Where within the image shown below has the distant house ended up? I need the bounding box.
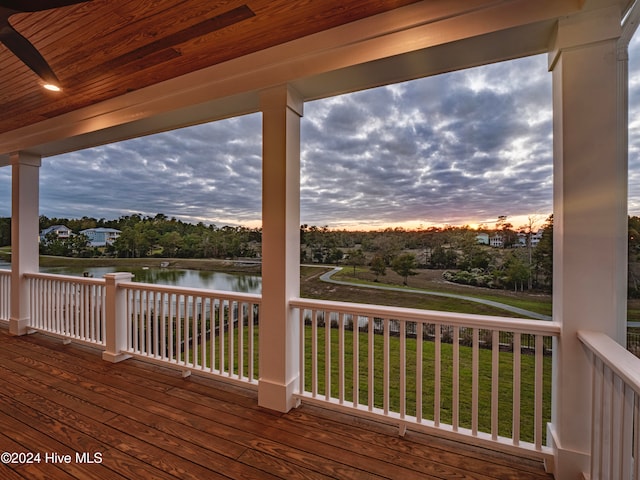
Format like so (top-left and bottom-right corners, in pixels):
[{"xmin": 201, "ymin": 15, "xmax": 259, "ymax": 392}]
[
  {"xmin": 39, "ymin": 225, "xmax": 72, "ymax": 244},
  {"xmin": 476, "ymin": 233, "xmax": 489, "ymax": 245},
  {"xmin": 489, "ymin": 234, "xmax": 503, "ymax": 248},
  {"xmin": 516, "ymin": 232, "xmax": 528, "ymax": 247},
  {"xmin": 531, "ymin": 229, "xmax": 544, "ymax": 248},
  {"xmin": 515, "ymin": 230, "xmax": 545, "ymax": 248},
  {"xmin": 80, "ymin": 227, "xmax": 121, "ymax": 247}
]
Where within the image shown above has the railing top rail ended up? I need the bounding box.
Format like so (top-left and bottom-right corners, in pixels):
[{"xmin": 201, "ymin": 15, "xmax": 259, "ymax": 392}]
[
  {"xmin": 578, "ymin": 330, "xmax": 640, "ymax": 394},
  {"xmin": 291, "ymin": 297, "xmax": 560, "ymax": 335},
  {"xmin": 24, "ymin": 271, "xmax": 106, "ymax": 286},
  {"xmin": 0, "ymin": 269, "xmax": 9, "ymax": 276},
  {"xmin": 119, "ymin": 281, "xmax": 262, "ymax": 303}
]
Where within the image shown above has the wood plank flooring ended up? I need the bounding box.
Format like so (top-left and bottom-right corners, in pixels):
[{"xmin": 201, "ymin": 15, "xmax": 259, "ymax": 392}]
[{"xmin": 0, "ymin": 326, "xmax": 553, "ymax": 479}]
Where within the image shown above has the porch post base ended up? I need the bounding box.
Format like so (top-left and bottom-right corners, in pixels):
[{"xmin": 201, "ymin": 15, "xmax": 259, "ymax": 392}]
[
  {"xmin": 9, "ymin": 317, "xmax": 31, "ymax": 336},
  {"xmin": 102, "ymin": 351, "xmax": 131, "ymax": 363},
  {"xmin": 547, "ymin": 424, "xmax": 590, "ymax": 479},
  {"xmin": 258, "ymin": 377, "xmax": 300, "ymax": 413}
]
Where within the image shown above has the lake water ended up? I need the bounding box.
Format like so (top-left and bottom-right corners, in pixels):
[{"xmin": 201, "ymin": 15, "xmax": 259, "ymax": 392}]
[{"xmin": 0, "ymin": 261, "xmax": 261, "ymax": 294}]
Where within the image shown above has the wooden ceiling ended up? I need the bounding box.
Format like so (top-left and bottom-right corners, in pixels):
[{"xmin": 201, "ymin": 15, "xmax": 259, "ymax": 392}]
[{"xmin": 0, "ymin": 0, "xmax": 421, "ymax": 136}]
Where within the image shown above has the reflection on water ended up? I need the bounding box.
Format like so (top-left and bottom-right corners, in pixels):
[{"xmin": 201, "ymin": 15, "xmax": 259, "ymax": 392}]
[{"xmin": 1, "ymin": 262, "xmax": 261, "ymax": 294}]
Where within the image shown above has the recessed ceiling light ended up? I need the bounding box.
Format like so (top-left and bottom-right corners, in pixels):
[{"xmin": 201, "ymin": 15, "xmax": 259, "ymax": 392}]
[{"xmin": 43, "ymin": 83, "xmax": 61, "ymax": 92}]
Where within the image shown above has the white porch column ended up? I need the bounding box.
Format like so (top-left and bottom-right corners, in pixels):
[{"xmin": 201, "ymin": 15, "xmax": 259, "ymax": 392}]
[
  {"xmin": 8, "ymin": 152, "xmax": 41, "ymax": 336},
  {"xmin": 258, "ymin": 84, "xmax": 303, "ymax": 412},
  {"xmin": 548, "ymin": 7, "xmax": 624, "ymax": 478}
]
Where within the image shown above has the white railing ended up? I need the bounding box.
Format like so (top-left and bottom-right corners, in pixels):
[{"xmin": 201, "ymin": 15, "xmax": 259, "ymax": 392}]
[
  {"xmin": 578, "ymin": 330, "xmax": 640, "ymax": 480},
  {"xmin": 120, "ymin": 281, "xmax": 260, "ymax": 385},
  {"xmin": 26, "ymin": 272, "xmax": 106, "ymax": 347},
  {"xmin": 0, "ymin": 269, "xmax": 9, "ymax": 322},
  {"xmin": 18, "ymin": 271, "xmax": 562, "ymax": 460},
  {"xmin": 23, "ymin": 272, "xmax": 260, "ymax": 387},
  {"xmin": 291, "ymin": 297, "xmax": 560, "ymax": 460}
]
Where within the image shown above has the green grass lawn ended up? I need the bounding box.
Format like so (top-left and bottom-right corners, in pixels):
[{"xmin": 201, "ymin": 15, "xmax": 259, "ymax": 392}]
[
  {"xmin": 332, "ymin": 267, "xmax": 553, "ymax": 317},
  {"xmin": 301, "ymin": 324, "xmax": 551, "ymax": 444},
  {"xmin": 181, "ymin": 317, "xmax": 551, "ymax": 445}
]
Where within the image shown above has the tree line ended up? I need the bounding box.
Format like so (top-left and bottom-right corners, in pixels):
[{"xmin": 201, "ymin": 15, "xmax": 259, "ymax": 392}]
[
  {"xmin": 36, "ymin": 213, "xmax": 261, "ymax": 259},
  {"xmin": 0, "ymin": 212, "xmax": 637, "ymax": 296},
  {"xmin": 301, "ymin": 216, "xmax": 554, "ymax": 292},
  {"xmin": 2, "ymin": 213, "xmax": 552, "ymax": 285}
]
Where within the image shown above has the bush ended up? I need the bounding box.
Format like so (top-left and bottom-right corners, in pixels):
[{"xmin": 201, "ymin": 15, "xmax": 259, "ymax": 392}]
[{"xmin": 443, "ymin": 269, "xmax": 494, "ymax": 288}]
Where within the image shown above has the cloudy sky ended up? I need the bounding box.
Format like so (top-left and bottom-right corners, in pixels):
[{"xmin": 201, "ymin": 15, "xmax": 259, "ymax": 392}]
[{"xmin": 2, "ymin": 35, "xmax": 640, "ymax": 231}]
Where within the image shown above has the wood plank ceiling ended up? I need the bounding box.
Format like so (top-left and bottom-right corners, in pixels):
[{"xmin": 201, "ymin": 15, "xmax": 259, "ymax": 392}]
[{"xmin": 0, "ymin": 0, "xmax": 421, "ymax": 136}]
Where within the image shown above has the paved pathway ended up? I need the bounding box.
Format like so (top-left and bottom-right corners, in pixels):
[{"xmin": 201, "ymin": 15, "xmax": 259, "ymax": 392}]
[{"xmin": 319, "ymin": 267, "xmax": 552, "ymax": 321}]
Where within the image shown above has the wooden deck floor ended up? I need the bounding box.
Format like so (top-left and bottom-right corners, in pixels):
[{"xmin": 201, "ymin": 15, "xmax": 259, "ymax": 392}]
[{"xmin": 0, "ymin": 326, "xmax": 553, "ymax": 479}]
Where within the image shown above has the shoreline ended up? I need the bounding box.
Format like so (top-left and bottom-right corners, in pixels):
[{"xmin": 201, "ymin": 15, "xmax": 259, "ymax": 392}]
[
  {"xmin": 0, "ymin": 253, "xmax": 262, "ymax": 275},
  {"xmin": 1, "ymin": 253, "xmax": 555, "ymax": 318}
]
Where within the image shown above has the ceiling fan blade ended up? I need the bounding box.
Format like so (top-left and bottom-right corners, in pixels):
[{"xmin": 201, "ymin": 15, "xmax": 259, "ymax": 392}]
[
  {"xmin": 0, "ymin": 25, "xmax": 59, "ymax": 84},
  {"xmin": 0, "ymin": 0, "xmax": 91, "ymax": 13}
]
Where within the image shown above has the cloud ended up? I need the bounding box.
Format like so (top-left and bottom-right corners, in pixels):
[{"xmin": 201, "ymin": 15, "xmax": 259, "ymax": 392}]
[
  {"xmin": 628, "ymin": 34, "xmax": 640, "ymax": 216},
  {"xmin": 0, "ymin": 168, "xmax": 9, "ymax": 216},
  {"xmin": 39, "ymin": 114, "xmax": 263, "ymax": 226},
  {"xmin": 300, "ymin": 54, "xmax": 553, "ymax": 228}
]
